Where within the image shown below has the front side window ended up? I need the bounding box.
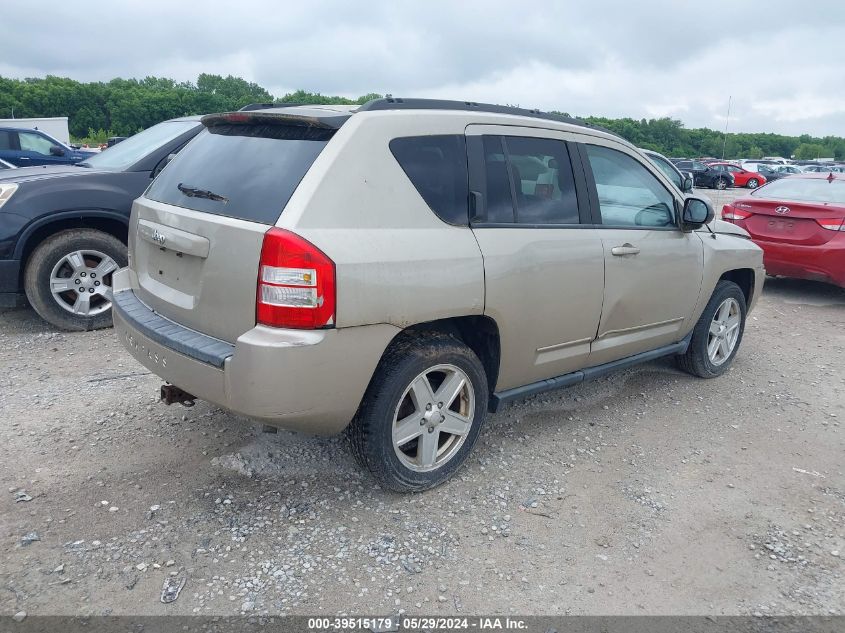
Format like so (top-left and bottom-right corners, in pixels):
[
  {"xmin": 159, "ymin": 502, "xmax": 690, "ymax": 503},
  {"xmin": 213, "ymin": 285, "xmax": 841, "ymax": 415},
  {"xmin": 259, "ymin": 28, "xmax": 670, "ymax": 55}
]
[
  {"xmin": 19, "ymin": 132, "xmax": 55, "ymax": 155},
  {"xmin": 478, "ymin": 135, "xmax": 580, "ymax": 225},
  {"xmin": 389, "ymin": 135, "xmax": 468, "ymax": 225},
  {"xmin": 585, "ymin": 145, "xmax": 676, "ymax": 228},
  {"xmin": 692, "ymin": 161, "xmax": 708, "ymax": 171}
]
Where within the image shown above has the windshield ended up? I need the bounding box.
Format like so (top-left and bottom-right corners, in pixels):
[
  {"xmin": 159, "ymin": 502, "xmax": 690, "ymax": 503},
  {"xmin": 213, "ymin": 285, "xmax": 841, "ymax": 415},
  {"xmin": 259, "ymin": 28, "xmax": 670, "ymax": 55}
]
[
  {"xmin": 79, "ymin": 120, "xmax": 199, "ymax": 171},
  {"xmin": 752, "ymin": 177, "xmax": 845, "ymax": 204}
]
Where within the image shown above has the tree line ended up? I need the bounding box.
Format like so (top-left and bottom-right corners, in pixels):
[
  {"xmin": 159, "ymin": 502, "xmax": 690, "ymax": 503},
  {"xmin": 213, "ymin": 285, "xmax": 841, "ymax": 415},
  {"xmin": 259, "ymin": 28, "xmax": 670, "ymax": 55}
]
[{"xmin": 0, "ymin": 74, "xmax": 842, "ymax": 160}]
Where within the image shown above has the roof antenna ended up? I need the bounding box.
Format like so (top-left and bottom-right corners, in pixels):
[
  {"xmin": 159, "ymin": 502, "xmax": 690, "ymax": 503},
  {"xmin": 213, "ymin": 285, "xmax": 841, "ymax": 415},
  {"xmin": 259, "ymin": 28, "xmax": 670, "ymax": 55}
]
[{"xmin": 721, "ymin": 95, "xmax": 731, "ymax": 161}]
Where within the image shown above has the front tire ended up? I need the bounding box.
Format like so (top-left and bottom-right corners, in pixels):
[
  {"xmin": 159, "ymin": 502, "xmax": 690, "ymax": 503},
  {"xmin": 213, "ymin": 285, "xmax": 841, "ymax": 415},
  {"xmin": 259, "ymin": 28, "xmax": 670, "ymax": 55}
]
[
  {"xmin": 713, "ymin": 177, "xmax": 728, "ymax": 190},
  {"xmin": 23, "ymin": 229, "xmax": 127, "ymax": 331},
  {"xmin": 677, "ymin": 280, "xmax": 747, "ymax": 378},
  {"xmin": 746, "ymin": 178, "xmax": 760, "ymax": 189},
  {"xmin": 348, "ymin": 332, "xmax": 488, "ymax": 492}
]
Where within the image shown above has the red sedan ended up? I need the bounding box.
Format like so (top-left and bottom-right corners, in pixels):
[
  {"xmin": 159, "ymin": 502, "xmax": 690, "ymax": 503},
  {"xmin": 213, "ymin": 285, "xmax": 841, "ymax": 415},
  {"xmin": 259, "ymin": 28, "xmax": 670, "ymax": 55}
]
[
  {"xmin": 722, "ymin": 173, "xmax": 845, "ymax": 287},
  {"xmin": 708, "ymin": 162, "xmax": 767, "ymax": 189}
]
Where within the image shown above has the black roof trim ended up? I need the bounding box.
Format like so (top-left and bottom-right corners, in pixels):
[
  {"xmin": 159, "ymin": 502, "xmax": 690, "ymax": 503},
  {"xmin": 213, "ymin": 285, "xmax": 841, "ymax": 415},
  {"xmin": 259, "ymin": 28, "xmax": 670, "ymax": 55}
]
[
  {"xmin": 202, "ymin": 110, "xmax": 349, "ymax": 130},
  {"xmin": 358, "ymin": 98, "xmax": 619, "ymax": 138}
]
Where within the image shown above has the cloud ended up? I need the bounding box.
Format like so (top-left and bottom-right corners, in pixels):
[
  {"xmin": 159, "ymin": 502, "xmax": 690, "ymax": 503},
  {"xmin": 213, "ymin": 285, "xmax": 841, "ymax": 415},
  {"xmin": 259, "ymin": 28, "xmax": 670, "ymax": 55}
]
[{"xmin": 0, "ymin": 0, "xmax": 843, "ymax": 136}]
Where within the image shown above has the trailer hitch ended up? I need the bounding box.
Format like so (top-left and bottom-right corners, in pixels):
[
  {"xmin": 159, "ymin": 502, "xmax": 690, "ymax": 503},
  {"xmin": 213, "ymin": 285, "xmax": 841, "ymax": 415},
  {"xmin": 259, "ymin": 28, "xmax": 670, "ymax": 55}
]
[{"xmin": 160, "ymin": 384, "xmax": 196, "ymax": 407}]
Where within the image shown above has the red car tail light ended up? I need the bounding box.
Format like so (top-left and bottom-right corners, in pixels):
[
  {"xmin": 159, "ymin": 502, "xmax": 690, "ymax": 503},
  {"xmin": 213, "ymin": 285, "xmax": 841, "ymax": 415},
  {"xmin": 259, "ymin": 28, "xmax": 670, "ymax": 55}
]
[
  {"xmin": 256, "ymin": 228, "xmax": 336, "ymax": 329},
  {"xmin": 815, "ymin": 218, "xmax": 845, "ymax": 231},
  {"xmin": 722, "ymin": 206, "xmax": 752, "ymax": 221}
]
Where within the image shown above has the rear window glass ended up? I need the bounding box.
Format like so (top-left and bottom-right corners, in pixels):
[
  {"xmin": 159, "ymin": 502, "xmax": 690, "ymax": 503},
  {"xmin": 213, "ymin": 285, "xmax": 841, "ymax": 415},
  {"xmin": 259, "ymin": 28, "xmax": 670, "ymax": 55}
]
[
  {"xmin": 389, "ymin": 135, "xmax": 469, "ymax": 224},
  {"xmin": 146, "ymin": 124, "xmax": 331, "ymax": 225},
  {"xmin": 751, "ymin": 177, "xmax": 845, "ymax": 204}
]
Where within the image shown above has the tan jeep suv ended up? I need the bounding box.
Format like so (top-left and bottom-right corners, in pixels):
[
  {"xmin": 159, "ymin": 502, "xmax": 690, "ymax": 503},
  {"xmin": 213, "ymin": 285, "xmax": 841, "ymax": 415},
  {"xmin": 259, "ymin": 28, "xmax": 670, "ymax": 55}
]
[{"xmin": 113, "ymin": 98, "xmax": 764, "ymax": 491}]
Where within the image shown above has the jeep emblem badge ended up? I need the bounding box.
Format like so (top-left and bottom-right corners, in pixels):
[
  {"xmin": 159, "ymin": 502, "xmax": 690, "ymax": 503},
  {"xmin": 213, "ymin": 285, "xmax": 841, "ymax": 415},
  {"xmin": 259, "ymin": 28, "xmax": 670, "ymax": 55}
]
[{"xmin": 151, "ymin": 229, "xmax": 167, "ymax": 246}]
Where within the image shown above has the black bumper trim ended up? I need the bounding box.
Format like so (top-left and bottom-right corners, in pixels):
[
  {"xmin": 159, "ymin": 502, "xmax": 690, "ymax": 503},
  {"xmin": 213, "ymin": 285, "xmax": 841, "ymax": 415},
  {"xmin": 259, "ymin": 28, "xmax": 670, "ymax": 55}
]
[
  {"xmin": 113, "ymin": 290, "xmax": 234, "ymax": 369},
  {"xmin": 0, "ymin": 259, "xmax": 22, "ymax": 294}
]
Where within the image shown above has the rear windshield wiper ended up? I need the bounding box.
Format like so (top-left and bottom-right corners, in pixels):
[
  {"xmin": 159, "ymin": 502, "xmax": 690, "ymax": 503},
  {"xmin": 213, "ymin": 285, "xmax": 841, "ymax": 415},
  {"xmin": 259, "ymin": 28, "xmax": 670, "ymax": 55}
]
[{"xmin": 177, "ymin": 183, "xmax": 228, "ymax": 203}]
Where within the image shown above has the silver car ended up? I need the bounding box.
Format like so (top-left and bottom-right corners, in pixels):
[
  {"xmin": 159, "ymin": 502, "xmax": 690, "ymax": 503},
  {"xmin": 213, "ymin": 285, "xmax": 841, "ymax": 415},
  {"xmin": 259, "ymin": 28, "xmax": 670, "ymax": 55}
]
[{"xmin": 113, "ymin": 99, "xmax": 765, "ymax": 491}]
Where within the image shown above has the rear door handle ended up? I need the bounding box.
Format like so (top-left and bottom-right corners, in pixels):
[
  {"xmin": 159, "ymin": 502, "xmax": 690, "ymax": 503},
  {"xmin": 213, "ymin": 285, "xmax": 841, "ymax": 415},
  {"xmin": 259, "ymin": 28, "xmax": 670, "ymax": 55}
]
[{"xmin": 611, "ymin": 243, "xmax": 640, "ymax": 256}]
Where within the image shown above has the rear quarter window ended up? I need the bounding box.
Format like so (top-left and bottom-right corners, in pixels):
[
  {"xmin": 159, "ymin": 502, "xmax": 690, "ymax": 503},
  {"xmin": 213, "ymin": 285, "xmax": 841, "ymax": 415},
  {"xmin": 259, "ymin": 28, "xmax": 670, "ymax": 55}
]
[
  {"xmin": 146, "ymin": 124, "xmax": 331, "ymax": 225},
  {"xmin": 389, "ymin": 135, "xmax": 469, "ymax": 225}
]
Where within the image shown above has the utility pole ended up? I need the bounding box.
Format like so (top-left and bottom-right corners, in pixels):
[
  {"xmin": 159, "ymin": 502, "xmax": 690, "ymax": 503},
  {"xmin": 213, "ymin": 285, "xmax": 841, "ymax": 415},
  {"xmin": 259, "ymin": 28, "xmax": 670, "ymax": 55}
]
[{"xmin": 721, "ymin": 96, "xmax": 731, "ymax": 160}]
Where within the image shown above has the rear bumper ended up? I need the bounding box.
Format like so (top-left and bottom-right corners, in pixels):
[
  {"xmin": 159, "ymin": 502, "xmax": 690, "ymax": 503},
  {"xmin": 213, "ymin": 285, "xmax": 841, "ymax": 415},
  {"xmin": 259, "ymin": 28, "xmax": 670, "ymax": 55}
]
[
  {"xmin": 112, "ymin": 269, "xmax": 400, "ymax": 435},
  {"xmin": 757, "ymin": 234, "xmax": 845, "ymax": 288}
]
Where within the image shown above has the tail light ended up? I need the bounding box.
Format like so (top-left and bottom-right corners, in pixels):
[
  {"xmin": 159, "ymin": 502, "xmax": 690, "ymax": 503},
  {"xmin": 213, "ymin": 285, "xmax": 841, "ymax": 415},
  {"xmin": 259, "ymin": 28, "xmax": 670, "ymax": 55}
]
[
  {"xmin": 722, "ymin": 206, "xmax": 752, "ymax": 221},
  {"xmin": 256, "ymin": 228, "xmax": 335, "ymax": 329},
  {"xmin": 816, "ymin": 218, "xmax": 845, "ymax": 231}
]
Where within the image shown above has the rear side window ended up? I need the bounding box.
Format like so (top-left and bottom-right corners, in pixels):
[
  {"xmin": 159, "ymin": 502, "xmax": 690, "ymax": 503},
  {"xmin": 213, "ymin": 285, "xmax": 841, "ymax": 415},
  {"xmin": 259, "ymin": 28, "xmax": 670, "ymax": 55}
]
[
  {"xmin": 478, "ymin": 135, "xmax": 580, "ymax": 225},
  {"xmin": 0, "ymin": 131, "xmax": 13, "ymax": 150},
  {"xmin": 389, "ymin": 135, "xmax": 469, "ymax": 225},
  {"xmin": 146, "ymin": 124, "xmax": 331, "ymax": 225}
]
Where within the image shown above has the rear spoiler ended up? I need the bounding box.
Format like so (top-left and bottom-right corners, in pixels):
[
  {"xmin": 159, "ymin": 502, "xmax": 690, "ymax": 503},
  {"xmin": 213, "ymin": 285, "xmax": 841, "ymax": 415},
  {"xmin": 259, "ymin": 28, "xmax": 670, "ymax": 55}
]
[{"xmin": 201, "ymin": 111, "xmax": 348, "ymax": 130}]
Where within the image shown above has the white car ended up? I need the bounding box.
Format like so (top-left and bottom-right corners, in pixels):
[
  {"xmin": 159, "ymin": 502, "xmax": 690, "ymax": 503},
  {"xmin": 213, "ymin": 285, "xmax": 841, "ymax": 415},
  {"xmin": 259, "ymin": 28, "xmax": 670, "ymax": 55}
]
[{"xmin": 0, "ymin": 158, "xmax": 16, "ymax": 169}]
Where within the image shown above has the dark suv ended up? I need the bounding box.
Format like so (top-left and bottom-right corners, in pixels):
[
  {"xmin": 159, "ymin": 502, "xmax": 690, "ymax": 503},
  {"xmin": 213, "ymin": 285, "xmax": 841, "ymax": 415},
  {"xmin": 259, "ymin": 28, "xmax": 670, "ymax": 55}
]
[
  {"xmin": 672, "ymin": 159, "xmax": 734, "ymax": 190},
  {"xmin": 0, "ymin": 116, "xmax": 202, "ymax": 329}
]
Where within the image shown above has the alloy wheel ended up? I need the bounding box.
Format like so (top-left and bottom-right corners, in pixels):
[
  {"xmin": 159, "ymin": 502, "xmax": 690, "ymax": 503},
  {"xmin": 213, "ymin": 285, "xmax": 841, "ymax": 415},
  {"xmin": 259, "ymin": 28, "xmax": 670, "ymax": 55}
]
[
  {"xmin": 392, "ymin": 363, "xmax": 475, "ymax": 472},
  {"xmin": 707, "ymin": 298, "xmax": 741, "ymax": 366},
  {"xmin": 49, "ymin": 249, "xmax": 118, "ymax": 316}
]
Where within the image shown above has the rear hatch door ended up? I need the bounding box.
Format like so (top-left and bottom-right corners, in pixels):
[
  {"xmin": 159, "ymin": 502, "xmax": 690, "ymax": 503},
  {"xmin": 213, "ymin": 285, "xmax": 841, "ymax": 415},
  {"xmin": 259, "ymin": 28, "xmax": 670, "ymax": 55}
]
[{"xmin": 129, "ymin": 113, "xmax": 338, "ymax": 344}]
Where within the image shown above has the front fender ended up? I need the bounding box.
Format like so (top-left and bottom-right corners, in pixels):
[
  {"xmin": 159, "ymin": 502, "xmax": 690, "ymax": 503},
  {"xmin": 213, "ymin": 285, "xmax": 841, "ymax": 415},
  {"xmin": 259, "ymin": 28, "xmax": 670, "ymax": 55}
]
[
  {"xmin": 691, "ymin": 231, "xmax": 765, "ymax": 321},
  {"xmin": 13, "ymin": 209, "xmax": 129, "ymax": 260}
]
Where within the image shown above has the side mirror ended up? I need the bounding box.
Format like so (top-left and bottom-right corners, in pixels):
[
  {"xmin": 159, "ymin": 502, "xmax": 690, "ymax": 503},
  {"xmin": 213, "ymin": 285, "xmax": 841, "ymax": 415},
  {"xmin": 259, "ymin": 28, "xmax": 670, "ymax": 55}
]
[
  {"xmin": 682, "ymin": 197, "xmax": 715, "ymax": 231},
  {"xmin": 49, "ymin": 145, "xmax": 66, "ymax": 157},
  {"xmin": 682, "ymin": 174, "xmax": 694, "ymax": 193}
]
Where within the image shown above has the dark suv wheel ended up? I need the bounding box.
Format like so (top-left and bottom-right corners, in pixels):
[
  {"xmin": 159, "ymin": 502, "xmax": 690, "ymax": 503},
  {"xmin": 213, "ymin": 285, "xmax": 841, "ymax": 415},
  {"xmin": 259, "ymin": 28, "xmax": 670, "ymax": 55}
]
[
  {"xmin": 713, "ymin": 177, "xmax": 729, "ymax": 190},
  {"xmin": 24, "ymin": 229, "xmax": 127, "ymax": 331},
  {"xmin": 348, "ymin": 332, "xmax": 488, "ymax": 492}
]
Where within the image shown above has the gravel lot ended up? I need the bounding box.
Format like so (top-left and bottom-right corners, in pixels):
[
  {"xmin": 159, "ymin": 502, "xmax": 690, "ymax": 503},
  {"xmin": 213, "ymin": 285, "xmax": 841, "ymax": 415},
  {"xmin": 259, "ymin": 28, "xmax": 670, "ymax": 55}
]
[{"xmin": 2, "ymin": 186, "xmax": 843, "ymax": 618}]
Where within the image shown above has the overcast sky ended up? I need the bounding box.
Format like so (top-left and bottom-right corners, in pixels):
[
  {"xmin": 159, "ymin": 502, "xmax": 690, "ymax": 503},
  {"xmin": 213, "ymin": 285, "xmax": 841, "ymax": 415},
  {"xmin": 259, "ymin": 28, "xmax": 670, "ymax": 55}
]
[{"xmin": 2, "ymin": 1, "xmax": 844, "ymax": 136}]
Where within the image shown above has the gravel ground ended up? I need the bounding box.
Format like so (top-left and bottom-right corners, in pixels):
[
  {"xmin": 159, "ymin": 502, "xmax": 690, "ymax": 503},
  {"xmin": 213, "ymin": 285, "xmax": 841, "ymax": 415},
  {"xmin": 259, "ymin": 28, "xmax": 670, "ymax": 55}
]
[{"xmin": 1, "ymin": 208, "xmax": 843, "ymax": 618}]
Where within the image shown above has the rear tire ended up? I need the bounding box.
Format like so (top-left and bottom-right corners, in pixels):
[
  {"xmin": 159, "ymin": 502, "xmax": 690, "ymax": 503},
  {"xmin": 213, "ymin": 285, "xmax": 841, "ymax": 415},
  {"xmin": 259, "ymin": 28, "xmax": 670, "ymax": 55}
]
[
  {"xmin": 747, "ymin": 178, "xmax": 759, "ymax": 189},
  {"xmin": 677, "ymin": 280, "xmax": 747, "ymax": 378},
  {"xmin": 24, "ymin": 229, "xmax": 127, "ymax": 331},
  {"xmin": 348, "ymin": 332, "xmax": 488, "ymax": 492}
]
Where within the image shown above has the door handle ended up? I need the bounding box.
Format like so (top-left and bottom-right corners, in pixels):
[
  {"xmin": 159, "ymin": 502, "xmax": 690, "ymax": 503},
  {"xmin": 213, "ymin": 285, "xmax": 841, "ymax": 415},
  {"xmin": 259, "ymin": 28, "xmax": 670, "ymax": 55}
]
[{"xmin": 611, "ymin": 243, "xmax": 640, "ymax": 256}]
